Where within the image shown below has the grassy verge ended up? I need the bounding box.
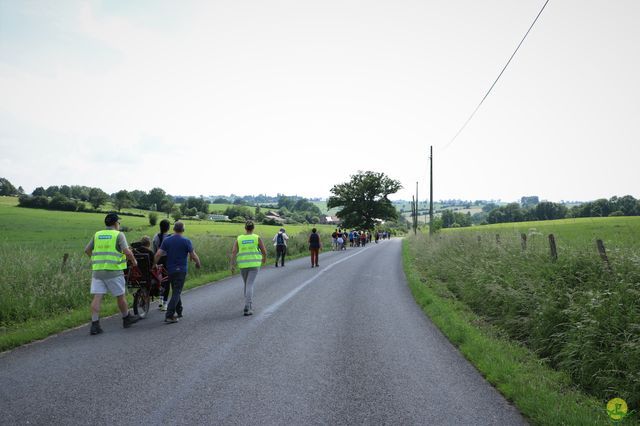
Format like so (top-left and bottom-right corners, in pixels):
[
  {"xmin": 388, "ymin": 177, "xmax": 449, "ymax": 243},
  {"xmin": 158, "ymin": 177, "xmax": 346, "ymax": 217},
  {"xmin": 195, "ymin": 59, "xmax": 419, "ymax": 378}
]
[{"xmin": 402, "ymin": 238, "xmax": 629, "ymax": 425}]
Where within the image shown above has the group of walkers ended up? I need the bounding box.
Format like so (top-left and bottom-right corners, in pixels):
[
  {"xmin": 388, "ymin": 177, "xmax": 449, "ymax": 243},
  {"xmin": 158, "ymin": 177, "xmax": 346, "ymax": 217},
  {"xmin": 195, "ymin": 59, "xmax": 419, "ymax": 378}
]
[
  {"xmin": 85, "ymin": 213, "xmax": 203, "ymax": 334},
  {"xmin": 331, "ymin": 229, "xmax": 391, "ymax": 250},
  {"xmin": 85, "ymin": 213, "xmax": 388, "ymax": 335}
]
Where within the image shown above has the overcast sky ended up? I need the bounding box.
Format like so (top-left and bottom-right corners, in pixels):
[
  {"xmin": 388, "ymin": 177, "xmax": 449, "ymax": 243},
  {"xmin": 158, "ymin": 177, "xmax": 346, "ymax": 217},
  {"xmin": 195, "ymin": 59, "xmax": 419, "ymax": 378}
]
[{"xmin": 1, "ymin": 0, "xmax": 638, "ymax": 202}]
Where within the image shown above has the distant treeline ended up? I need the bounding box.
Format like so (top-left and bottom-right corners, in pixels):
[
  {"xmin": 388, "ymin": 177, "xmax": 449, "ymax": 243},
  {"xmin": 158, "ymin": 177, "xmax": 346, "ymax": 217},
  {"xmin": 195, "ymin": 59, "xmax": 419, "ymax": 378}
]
[
  {"xmin": 16, "ymin": 184, "xmax": 178, "ymax": 214},
  {"xmin": 437, "ymin": 195, "xmax": 640, "ymax": 228},
  {"xmin": 6, "ymin": 178, "xmax": 329, "ymax": 226},
  {"xmin": 222, "ymin": 196, "xmax": 324, "ymax": 225}
]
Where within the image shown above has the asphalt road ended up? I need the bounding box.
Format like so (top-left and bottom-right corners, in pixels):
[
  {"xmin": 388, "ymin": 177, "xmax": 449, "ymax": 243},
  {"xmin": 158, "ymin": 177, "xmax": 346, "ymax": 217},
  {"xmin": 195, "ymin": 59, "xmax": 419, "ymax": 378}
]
[{"xmin": 0, "ymin": 238, "xmax": 525, "ymax": 425}]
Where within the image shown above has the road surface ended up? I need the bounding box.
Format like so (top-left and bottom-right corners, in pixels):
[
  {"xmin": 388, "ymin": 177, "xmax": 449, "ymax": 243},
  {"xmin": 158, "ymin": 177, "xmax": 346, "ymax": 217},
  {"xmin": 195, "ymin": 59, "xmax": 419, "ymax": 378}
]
[{"xmin": 0, "ymin": 238, "xmax": 525, "ymax": 425}]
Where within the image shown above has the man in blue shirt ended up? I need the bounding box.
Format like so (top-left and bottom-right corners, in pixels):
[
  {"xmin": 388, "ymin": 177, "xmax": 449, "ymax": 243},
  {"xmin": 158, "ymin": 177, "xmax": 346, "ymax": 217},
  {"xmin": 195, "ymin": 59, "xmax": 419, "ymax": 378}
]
[{"xmin": 154, "ymin": 221, "xmax": 201, "ymax": 323}]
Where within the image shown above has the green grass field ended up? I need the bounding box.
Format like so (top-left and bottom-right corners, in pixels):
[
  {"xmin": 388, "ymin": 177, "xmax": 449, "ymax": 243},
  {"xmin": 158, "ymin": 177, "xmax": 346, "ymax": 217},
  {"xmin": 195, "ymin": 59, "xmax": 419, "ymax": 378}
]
[
  {"xmin": 405, "ymin": 217, "xmax": 640, "ymax": 423},
  {"xmin": 0, "ymin": 196, "xmax": 335, "ymax": 349},
  {"xmin": 0, "ymin": 197, "xmax": 329, "ymax": 246},
  {"xmin": 207, "ymin": 203, "xmax": 260, "ymax": 214},
  {"xmin": 453, "ymin": 216, "xmax": 640, "ymax": 247},
  {"xmin": 311, "ymin": 200, "xmax": 339, "ymax": 216}
]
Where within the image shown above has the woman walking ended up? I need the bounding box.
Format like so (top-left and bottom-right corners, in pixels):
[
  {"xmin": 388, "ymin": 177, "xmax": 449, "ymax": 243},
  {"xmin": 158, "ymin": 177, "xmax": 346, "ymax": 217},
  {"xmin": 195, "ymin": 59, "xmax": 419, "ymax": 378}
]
[
  {"xmin": 308, "ymin": 228, "xmax": 322, "ymax": 267},
  {"xmin": 230, "ymin": 221, "xmax": 267, "ymax": 316}
]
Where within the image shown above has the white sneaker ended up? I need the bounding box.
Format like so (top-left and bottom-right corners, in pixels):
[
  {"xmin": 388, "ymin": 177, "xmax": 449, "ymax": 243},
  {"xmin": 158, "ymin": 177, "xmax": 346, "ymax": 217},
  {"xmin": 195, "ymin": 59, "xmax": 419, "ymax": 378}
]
[{"xmin": 159, "ymin": 302, "xmax": 167, "ymax": 311}]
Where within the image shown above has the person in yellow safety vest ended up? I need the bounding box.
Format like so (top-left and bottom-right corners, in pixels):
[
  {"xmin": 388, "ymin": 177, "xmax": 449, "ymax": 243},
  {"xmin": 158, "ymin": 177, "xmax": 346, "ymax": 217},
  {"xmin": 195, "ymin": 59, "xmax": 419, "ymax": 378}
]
[
  {"xmin": 230, "ymin": 220, "xmax": 267, "ymax": 316},
  {"xmin": 84, "ymin": 213, "xmax": 141, "ymax": 335}
]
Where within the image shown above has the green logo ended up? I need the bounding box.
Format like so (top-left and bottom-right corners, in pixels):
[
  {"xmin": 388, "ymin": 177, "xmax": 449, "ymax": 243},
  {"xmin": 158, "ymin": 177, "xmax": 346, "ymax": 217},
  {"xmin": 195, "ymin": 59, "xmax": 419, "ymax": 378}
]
[{"xmin": 606, "ymin": 398, "xmax": 628, "ymax": 421}]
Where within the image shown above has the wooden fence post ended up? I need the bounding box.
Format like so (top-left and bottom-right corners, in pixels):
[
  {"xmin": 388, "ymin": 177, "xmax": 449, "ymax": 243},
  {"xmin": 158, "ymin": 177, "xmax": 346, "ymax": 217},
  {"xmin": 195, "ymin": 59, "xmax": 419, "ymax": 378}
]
[
  {"xmin": 521, "ymin": 233, "xmax": 527, "ymax": 251},
  {"xmin": 548, "ymin": 234, "xmax": 557, "ymax": 261},
  {"xmin": 61, "ymin": 253, "xmax": 69, "ymax": 271},
  {"xmin": 596, "ymin": 239, "xmax": 611, "ymax": 270}
]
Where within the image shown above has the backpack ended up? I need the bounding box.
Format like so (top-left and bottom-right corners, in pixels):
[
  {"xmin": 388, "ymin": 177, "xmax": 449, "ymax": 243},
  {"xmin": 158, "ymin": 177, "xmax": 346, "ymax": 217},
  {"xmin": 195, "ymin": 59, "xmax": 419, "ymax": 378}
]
[{"xmin": 276, "ymin": 233, "xmax": 285, "ymax": 245}]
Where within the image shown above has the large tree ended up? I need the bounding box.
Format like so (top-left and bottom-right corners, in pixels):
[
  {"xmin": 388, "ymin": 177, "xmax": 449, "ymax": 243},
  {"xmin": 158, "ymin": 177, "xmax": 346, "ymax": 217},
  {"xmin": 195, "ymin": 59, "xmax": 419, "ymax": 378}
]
[
  {"xmin": 147, "ymin": 187, "xmax": 168, "ymax": 211},
  {"xmin": 113, "ymin": 189, "xmax": 133, "ymax": 212},
  {"xmin": 88, "ymin": 187, "xmax": 109, "ymax": 209},
  {"xmin": 0, "ymin": 177, "xmax": 18, "ymax": 196},
  {"xmin": 327, "ymin": 171, "xmax": 402, "ymax": 229}
]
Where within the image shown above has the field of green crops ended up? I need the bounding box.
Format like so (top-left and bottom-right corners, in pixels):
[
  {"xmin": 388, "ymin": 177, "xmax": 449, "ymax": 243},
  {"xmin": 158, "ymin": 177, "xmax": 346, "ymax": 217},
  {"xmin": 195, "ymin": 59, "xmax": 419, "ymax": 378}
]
[
  {"xmin": 0, "ymin": 196, "xmax": 334, "ymax": 330},
  {"xmin": 406, "ymin": 216, "xmax": 640, "ymax": 412},
  {"xmin": 207, "ymin": 203, "xmax": 260, "ymax": 214}
]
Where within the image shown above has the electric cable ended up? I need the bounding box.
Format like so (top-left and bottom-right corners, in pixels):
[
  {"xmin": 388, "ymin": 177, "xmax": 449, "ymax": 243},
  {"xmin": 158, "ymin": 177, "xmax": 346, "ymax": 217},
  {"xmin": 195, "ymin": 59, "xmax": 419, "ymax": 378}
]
[{"xmin": 443, "ymin": 0, "xmax": 550, "ymax": 150}]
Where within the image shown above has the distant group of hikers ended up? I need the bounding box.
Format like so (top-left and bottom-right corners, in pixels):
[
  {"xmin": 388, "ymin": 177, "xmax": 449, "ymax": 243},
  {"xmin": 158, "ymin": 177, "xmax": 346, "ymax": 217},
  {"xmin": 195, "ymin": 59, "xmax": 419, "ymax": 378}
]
[
  {"xmin": 85, "ymin": 213, "xmax": 390, "ymax": 335},
  {"xmin": 331, "ymin": 228, "xmax": 391, "ymax": 250}
]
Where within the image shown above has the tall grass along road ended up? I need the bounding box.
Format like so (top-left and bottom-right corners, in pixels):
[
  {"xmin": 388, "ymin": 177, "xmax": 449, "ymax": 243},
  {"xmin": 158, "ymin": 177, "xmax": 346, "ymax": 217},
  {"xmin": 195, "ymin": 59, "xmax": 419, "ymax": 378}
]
[
  {"xmin": 0, "ymin": 239, "xmax": 523, "ymax": 425},
  {"xmin": 405, "ymin": 217, "xmax": 639, "ymax": 424}
]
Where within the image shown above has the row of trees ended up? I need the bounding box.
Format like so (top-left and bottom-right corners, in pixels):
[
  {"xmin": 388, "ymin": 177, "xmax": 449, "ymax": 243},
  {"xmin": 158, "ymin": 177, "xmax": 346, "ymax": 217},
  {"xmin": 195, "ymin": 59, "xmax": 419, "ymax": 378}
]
[
  {"xmin": 17, "ymin": 184, "xmax": 177, "ymax": 215},
  {"xmin": 429, "ymin": 195, "xmax": 640, "ymax": 229},
  {"xmin": 8, "ymin": 176, "xmax": 333, "ymax": 226},
  {"xmin": 222, "ymin": 196, "xmax": 325, "ymax": 225},
  {"xmin": 483, "ymin": 195, "xmax": 640, "ymax": 225},
  {"xmin": 569, "ymin": 195, "xmax": 639, "ymax": 218},
  {"xmin": 485, "ymin": 201, "xmax": 568, "ymax": 224}
]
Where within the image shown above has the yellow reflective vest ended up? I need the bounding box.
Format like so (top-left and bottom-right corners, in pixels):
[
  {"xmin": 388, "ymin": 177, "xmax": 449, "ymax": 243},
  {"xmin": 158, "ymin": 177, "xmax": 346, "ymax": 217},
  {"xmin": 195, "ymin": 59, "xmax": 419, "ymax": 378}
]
[
  {"xmin": 236, "ymin": 234, "xmax": 262, "ymax": 269},
  {"xmin": 91, "ymin": 230, "xmax": 127, "ymax": 271}
]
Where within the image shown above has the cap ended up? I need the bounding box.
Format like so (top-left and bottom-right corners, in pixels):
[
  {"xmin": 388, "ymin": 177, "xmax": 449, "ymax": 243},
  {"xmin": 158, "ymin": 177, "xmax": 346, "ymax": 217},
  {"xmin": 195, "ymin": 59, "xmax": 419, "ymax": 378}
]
[
  {"xmin": 105, "ymin": 213, "xmax": 120, "ymax": 226},
  {"xmin": 279, "ymin": 228, "xmax": 286, "ymax": 233},
  {"xmin": 173, "ymin": 221, "xmax": 185, "ymax": 232}
]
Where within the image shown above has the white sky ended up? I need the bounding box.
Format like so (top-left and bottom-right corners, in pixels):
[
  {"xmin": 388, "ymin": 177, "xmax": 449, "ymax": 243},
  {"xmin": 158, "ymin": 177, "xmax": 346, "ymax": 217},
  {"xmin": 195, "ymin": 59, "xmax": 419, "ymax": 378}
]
[{"xmin": 1, "ymin": 0, "xmax": 638, "ymax": 202}]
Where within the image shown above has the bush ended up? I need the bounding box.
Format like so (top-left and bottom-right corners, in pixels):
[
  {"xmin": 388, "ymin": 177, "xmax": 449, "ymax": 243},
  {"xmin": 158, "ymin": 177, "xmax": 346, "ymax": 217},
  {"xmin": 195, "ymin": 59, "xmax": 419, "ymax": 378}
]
[
  {"xmin": 261, "ymin": 217, "xmax": 280, "ymax": 226},
  {"xmin": 609, "ymin": 211, "xmax": 624, "ymax": 217},
  {"xmin": 49, "ymin": 194, "xmax": 78, "ymax": 212},
  {"xmin": 18, "ymin": 195, "xmax": 50, "ymax": 209},
  {"xmin": 149, "ymin": 212, "xmax": 158, "ymax": 226},
  {"xmin": 171, "ymin": 205, "xmax": 182, "ymax": 221}
]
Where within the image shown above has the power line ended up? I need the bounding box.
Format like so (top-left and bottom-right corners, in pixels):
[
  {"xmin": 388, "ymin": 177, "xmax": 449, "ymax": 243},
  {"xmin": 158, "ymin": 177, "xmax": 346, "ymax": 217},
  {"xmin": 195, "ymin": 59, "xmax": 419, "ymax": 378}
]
[{"xmin": 443, "ymin": 0, "xmax": 551, "ymax": 150}]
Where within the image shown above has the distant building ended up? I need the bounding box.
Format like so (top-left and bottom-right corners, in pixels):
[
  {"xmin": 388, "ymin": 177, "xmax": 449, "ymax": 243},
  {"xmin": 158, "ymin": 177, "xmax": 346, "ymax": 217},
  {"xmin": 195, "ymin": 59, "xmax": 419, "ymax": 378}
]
[
  {"xmin": 264, "ymin": 211, "xmax": 285, "ymax": 223},
  {"xmin": 321, "ymin": 216, "xmax": 340, "ymax": 225},
  {"xmin": 208, "ymin": 214, "xmax": 229, "ymax": 221}
]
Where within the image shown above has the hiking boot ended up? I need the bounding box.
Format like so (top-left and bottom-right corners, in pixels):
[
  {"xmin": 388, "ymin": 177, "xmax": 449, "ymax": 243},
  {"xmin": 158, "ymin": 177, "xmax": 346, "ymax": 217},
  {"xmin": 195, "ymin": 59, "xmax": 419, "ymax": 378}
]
[
  {"xmin": 122, "ymin": 313, "xmax": 139, "ymax": 328},
  {"xmin": 90, "ymin": 320, "xmax": 103, "ymax": 335},
  {"xmin": 164, "ymin": 315, "xmax": 179, "ymax": 324},
  {"xmin": 244, "ymin": 304, "xmax": 253, "ymax": 316}
]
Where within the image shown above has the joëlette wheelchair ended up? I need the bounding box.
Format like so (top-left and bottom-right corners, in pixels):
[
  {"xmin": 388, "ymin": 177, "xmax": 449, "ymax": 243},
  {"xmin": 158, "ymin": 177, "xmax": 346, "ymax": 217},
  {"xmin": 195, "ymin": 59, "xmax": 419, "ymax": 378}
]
[{"xmin": 125, "ymin": 242, "xmax": 168, "ymax": 318}]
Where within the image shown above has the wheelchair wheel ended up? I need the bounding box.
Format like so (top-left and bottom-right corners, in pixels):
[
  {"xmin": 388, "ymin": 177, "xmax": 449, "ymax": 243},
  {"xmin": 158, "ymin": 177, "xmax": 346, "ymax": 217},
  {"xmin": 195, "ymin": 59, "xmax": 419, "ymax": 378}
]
[{"xmin": 133, "ymin": 287, "xmax": 150, "ymax": 318}]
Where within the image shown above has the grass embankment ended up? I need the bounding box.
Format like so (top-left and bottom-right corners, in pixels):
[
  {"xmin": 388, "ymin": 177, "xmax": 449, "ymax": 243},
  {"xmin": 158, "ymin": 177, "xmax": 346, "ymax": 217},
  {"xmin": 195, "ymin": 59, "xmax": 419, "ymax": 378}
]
[
  {"xmin": 404, "ymin": 217, "xmax": 640, "ymax": 424},
  {"xmin": 0, "ymin": 196, "xmax": 334, "ymax": 351}
]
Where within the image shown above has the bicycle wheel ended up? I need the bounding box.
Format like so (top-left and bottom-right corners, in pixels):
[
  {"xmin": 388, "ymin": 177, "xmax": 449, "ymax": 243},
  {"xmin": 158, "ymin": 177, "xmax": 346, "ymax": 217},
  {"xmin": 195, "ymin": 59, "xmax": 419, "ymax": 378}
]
[{"xmin": 133, "ymin": 287, "xmax": 150, "ymax": 318}]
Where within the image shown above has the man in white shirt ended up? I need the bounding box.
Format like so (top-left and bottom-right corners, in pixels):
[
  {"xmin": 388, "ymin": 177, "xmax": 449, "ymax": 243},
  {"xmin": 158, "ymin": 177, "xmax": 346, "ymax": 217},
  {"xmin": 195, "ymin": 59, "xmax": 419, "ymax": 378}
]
[{"xmin": 272, "ymin": 228, "xmax": 289, "ymax": 267}]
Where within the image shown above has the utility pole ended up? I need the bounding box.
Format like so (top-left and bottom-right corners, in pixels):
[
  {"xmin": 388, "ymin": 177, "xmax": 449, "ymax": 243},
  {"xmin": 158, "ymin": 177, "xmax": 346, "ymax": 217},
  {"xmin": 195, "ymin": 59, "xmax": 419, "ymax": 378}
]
[
  {"xmin": 429, "ymin": 146, "xmax": 434, "ymax": 235},
  {"xmin": 411, "ymin": 195, "xmax": 417, "ymax": 235}
]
